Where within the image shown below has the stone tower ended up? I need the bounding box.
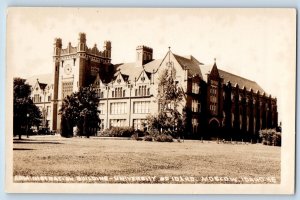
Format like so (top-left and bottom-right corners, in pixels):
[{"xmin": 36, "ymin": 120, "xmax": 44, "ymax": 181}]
[
  {"xmin": 51, "ymin": 33, "xmax": 111, "ymax": 131},
  {"xmin": 52, "ymin": 37, "xmax": 62, "ymax": 131}
]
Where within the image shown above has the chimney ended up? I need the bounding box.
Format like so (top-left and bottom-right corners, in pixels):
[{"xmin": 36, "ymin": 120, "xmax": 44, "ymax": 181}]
[{"xmin": 136, "ymin": 45, "xmax": 153, "ymax": 66}]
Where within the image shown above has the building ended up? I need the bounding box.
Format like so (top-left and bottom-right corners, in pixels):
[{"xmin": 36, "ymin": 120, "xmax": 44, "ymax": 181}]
[
  {"xmin": 26, "ymin": 33, "xmax": 278, "ymax": 140},
  {"xmin": 26, "ymin": 74, "xmax": 54, "ymax": 130}
]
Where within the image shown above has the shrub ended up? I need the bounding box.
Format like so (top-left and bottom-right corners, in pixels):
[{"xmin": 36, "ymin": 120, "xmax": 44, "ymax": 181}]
[
  {"xmin": 154, "ymin": 134, "xmax": 173, "ymax": 142},
  {"xmin": 131, "ymin": 133, "xmax": 143, "ymax": 141},
  {"xmin": 259, "ymin": 129, "xmax": 281, "ymax": 146},
  {"xmin": 144, "ymin": 135, "xmax": 153, "ymax": 142},
  {"xmin": 134, "ymin": 129, "xmax": 145, "ymax": 137},
  {"xmin": 99, "ymin": 127, "xmax": 135, "ymax": 137},
  {"xmin": 147, "ymin": 129, "xmax": 160, "ymax": 137}
]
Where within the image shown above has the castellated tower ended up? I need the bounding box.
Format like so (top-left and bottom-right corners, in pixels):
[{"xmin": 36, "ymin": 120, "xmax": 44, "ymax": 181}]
[
  {"xmin": 136, "ymin": 45, "xmax": 153, "ymax": 66},
  {"xmin": 51, "ymin": 33, "xmax": 111, "ymax": 131}
]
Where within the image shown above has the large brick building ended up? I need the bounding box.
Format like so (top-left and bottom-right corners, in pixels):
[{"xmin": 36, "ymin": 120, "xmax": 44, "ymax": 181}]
[{"xmin": 27, "ymin": 33, "xmax": 278, "ymax": 140}]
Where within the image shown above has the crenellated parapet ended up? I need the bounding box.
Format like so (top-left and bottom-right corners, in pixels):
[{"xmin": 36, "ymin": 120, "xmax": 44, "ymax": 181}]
[
  {"xmin": 53, "ymin": 33, "xmax": 111, "ymax": 63},
  {"xmin": 61, "ymin": 42, "xmax": 77, "ymax": 55}
]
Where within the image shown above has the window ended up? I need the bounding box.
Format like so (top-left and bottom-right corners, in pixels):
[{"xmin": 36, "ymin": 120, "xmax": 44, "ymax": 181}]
[
  {"xmin": 95, "ymin": 88, "xmax": 101, "ymax": 98},
  {"xmin": 133, "ymin": 101, "xmax": 150, "ymax": 113},
  {"xmin": 240, "ymin": 114, "xmax": 242, "ymax": 129},
  {"xmin": 34, "ymin": 94, "xmax": 40, "ymax": 103},
  {"xmin": 110, "ymin": 102, "xmax": 127, "ymax": 114},
  {"xmin": 48, "ymin": 95, "xmax": 51, "ymax": 102},
  {"xmin": 210, "ymin": 105, "xmax": 217, "ymax": 112},
  {"xmin": 192, "ymin": 118, "xmax": 198, "ymax": 133},
  {"xmin": 210, "ymin": 85, "xmax": 218, "ymax": 114},
  {"xmin": 133, "ymin": 119, "xmax": 147, "ymax": 130},
  {"xmin": 46, "ymin": 106, "xmax": 51, "ymax": 117},
  {"xmin": 137, "ymin": 85, "xmax": 148, "ymax": 96},
  {"xmin": 198, "ymin": 101, "xmax": 201, "ymax": 112},
  {"xmin": 247, "ymin": 116, "xmax": 249, "ymax": 131},
  {"xmin": 192, "ymin": 100, "xmax": 200, "ymax": 112},
  {"xmin": 114, "ymin": 87, "xmax": 123, "ymax": 98},
  {"xmin": 253, "ymin": 117, "xmax": 256, "ymax": 133},
  {"xmin": 112, "ymin": 91, "xmax": 114, "ymax": 98},
  {"xmin": 62, "ymin": 81, "xmax": 73, "ymax": 99},
  {"xmin": 192, "ymin": 82, "xmax": 200, "ymax": 94},
  {"xmin": 110, "ymin": 119, "xmax": 126, "ymax": 128},
  {"xmin": 147, "ymin": 88, "xmax": 150, "ymax": 96},
  {"xmin": 99, "ymin": 103, "xmax": 105, "ymax": 114}
]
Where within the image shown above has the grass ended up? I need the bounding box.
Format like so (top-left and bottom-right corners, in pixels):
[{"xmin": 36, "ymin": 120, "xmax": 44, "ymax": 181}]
[{"xmin": 13, "ymin": 135, "xmax": 281, "ymax": 184}]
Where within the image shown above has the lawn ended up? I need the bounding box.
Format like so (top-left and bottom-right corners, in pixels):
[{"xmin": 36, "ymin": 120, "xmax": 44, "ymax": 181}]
[{"xmin": 13, "ymin": 135, "xmax": 281, "ymax": 184}]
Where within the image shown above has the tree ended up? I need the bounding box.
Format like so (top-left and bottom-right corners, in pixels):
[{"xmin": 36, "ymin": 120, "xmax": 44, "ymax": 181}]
[
  {"xmin": 13, "ymin": 78, "xmax": 42, "ymax": 139},
  {"xmin": 59, "ymin": 86, "xmax": 100, "ymax": 138},
  {"xmin": 147, "ymin": 67, "xmax": 185, "ymax": 136}
]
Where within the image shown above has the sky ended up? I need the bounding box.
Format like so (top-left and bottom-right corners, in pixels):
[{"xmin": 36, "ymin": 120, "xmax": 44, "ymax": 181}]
[{"xmin": 6, "ymin": 8, "xmax": 296, "ymax": 122}]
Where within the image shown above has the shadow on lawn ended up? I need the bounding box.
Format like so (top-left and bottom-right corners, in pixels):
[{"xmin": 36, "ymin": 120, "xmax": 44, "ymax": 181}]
[
  {"xmin": 13, "ymin": 140, "xmax": 62, "ymax": 145},
  {"xmin": 13, "ymin": 148, "xmax": 35, "ymax": 151}
]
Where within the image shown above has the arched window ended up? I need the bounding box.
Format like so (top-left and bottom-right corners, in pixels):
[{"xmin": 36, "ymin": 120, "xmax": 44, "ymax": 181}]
[{"xmin": 239, "ymin": 114, "xmax": 242, "ymax": 129}]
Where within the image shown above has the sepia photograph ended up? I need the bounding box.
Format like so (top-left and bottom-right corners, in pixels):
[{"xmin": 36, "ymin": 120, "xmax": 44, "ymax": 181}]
[{"xmin": 5, "ymin": 7, "xmax": 296, "ymax": 194}]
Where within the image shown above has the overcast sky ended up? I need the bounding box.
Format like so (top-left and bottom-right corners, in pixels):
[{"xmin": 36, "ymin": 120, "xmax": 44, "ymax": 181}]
[{"xmin": 6, "ymin": 8, "xmax": 296, "ymax": 122}]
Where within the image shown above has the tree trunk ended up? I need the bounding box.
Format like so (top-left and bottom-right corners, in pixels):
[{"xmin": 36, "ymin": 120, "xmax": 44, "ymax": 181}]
[{"xmin": 84, "ymin": 114, "xmax": 89, "ymax": 138}]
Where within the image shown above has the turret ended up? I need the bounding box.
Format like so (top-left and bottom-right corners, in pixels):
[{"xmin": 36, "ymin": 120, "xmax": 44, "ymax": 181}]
[
  {"xmin": 52, "ymin": 37, "xmax": 62, "ymax": 131},
  {"xmin": 77, "ymin": 32, "xmax": 86, "ymax": 52},
  {"xmin": 103, "ymin": 40, "xmax": 111, "ymax": 58}
]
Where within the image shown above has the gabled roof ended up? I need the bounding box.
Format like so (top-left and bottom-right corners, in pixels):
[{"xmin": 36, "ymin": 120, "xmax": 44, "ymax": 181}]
[
  {"xmin": 144, "ymin": 59, "xmax": 163, "ymax": 73},
  {"xmin": 199, "ymin": 64, "xmax": 211, "ymax": 82},
  {"xmin": 209, "ymin": 62, "xmax": 220, "ymax": 79},
  {"xmin": 26, "ymin": 73, "xmax": 53, "ymax": 89},
  {"xmin": 200, "ymin": 64, "xmax": 266, "ymax": 94},
  {"xmin": 173, "ymin": 54, "xmax": 203, "ymax": 79},
  {"xmin": 136, "ymin": 70, "xmax": 151, "ymax": 83},
  {"xmin": 38, "ymin": 82, "xmax": 47, "ymax": 90},
  {"xmin": 218, "ymin": 69, "xmax": 266, "ymax": 94},
  {"xmin": 114, "ymin": 62, "xmax": 144, "ymax": 83},
  {"xmin": 114, "ymin": 52, "xmax": 204, "ymax": 83}
]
